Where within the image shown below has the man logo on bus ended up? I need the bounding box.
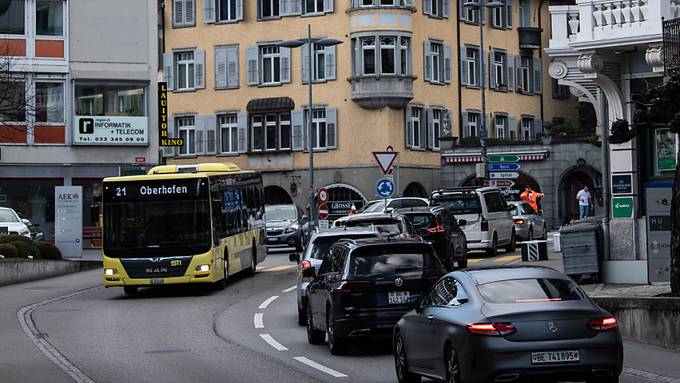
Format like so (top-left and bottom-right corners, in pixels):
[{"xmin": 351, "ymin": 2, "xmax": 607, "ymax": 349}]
[{"xmin": 79, "ymin": 118, "xmax": 95, "ymax": 134}]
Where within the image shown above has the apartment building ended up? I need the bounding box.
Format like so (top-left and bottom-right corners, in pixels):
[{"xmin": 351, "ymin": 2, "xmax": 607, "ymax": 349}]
[{"xmin": 0, "ymin": 0, "xmax": 159, "ymax": 240}]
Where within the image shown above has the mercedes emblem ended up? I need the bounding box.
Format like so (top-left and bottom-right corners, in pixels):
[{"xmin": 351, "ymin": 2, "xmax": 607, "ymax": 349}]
[
  {"xmin": 394, "ymin": 277, "xmax": 404, "ymax": 287},
  {"xmin": 548, "ymin": 321, "xmax": 559, "ymax": 333}
]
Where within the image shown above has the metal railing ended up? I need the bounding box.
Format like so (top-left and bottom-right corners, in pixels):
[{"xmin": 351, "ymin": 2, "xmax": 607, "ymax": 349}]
[{"xmin": 664, "ymin": 17, "xmax": 680, "ymax": 76}]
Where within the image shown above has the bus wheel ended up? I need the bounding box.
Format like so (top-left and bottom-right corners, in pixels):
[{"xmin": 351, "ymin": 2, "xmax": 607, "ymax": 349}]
[
  {"xmin": 246, "ymin": 244, "xmax": 257, "ymax": 277},
  {"xmin": 123, "ymin": 286, "xmax": 137, "ymax": 295},
  {"xmin": 215, "ymin": 259, "xmax": 228, "ymax": 290}
]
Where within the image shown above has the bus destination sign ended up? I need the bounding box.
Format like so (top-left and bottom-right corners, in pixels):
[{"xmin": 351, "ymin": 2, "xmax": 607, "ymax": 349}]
[{"xmin": 104, "ymin": 179, "xmax": 208, "ymax": 202}]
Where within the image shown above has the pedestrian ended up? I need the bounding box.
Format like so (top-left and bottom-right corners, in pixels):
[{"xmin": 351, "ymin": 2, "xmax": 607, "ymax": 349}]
[
  {"xmin": 576, "ymin": 185, "xmax": 592, "ymax": 220},
  {"xmin": 347, "ymin": 204, "xmax": 357, "ymax": 216},
  {"xmin": 520, "ymin": 186, "xmax": 544, "ymax": 214}
]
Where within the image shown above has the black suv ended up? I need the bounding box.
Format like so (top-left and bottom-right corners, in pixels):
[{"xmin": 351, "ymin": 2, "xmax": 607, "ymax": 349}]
[
  {"xmin": 397, "ymin": 207, "xmax": 468, "ymax": 270},
  {"xmin": 304, "ymin": 238, "xmax": 446, "ymax": 355}
]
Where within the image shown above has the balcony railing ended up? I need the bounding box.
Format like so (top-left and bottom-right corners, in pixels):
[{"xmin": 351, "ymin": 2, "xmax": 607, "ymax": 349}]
[
  {"xmin": 350, "ymin": 75, "xmax": 415, "ymax": 109},
  {"xmin": 549, "ymin": 1, "xmax": 680, "ymax": 51}
]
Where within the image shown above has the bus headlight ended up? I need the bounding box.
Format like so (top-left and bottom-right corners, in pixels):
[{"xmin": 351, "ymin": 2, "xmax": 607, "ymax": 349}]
[
  {"xmin": 105, "ymin": 268, "xmax": 117, "ymax": 276},
  {"xmin": 196, "ymin": 264, "xmax": 210, "ymax": 272}
]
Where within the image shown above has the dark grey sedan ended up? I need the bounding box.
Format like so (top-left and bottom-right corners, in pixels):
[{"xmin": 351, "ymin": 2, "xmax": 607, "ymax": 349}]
[{"xmin": 393, "ymin": 266, "xmax": 623, "ymax": 383}]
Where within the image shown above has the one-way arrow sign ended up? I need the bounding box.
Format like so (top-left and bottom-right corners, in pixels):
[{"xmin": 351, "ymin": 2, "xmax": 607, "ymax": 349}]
[{"xmin": 373, "ymin": 150, "xmax": 399, "ymax": 174}]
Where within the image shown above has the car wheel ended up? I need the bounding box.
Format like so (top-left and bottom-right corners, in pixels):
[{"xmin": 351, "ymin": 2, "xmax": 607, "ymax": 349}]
[
  {"xmin": 123, "ymin": 286, "xmax": 137, "ymax": 295},
  {"xmin": 445, "ymin": 346, "xmax": 462, "ymax": 383},
  {"xmin": 505, "ymin": 230, "xmax": 516, "ymax": 253},
  {"xmin": 486, "ymin": 234, "xmax": 498, "ymax": 257},
  {"xmin": 306, "ymin": 304, "xmax": 324, "ymax": 345},
  {"xmin": 245, "ymin": 244, "xmax": 256, "ymax": 278},
  {"xmin": 327, "ymin": 309, "xmax": 347, "ymax": 355},
  {"xmin": 394, "ymin": 332, "xmax": 421, "ymax": 383}
]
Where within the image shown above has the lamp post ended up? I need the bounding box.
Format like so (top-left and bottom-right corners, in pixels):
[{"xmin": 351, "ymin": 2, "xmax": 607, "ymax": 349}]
[
  {"xmin": 463, "ymin": 0, "xmax": 504, "ymax": 186},
  {"xmin": 279, "ymin": 26, "xmax": 342, "ymax": 231}
]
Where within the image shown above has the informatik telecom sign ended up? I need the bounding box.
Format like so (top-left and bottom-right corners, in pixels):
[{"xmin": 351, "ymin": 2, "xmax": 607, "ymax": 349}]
[
  {"xmin": 73, "ymin": 116, "xmax": 148, "ymax": 145},
  {"xmin": 158, "ymin": 82, "xmax": 184, "ymax": 147}
]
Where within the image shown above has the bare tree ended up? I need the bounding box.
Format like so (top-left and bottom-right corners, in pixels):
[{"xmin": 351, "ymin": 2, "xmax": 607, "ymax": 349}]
[{"xmin": 0, "ymin": 38, "xmax": 36, "ymax": 142}]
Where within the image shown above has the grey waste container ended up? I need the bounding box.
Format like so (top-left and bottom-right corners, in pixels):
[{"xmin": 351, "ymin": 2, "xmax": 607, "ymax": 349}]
[{"xmin": 559, "ymin": 222, "xmax": 603, "ymax": 282}]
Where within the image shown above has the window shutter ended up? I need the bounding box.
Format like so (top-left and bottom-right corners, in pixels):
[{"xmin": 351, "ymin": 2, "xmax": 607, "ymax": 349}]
[
  {"xmin": 460, "ymin": 47, "xmax": 467, "ymax": 86},
  {"xmin": 257, "ymin": 0, "xmax": 262, "ymax": 19},
  {"xmin": 280, "ymin": 47, "xmax": 291, "ymax": 83},
  {"xmin": 324, "ymin": 0, "xmax": 334, "ymax": 13},
  {"xmin": 325, "ymin": 45, "xmax": 336, "ymax": 80},
  {"xmin": 422, "ymin": 108, "xmax": 430, "ymax": 149},
  {"xmin": 163, "ymin": 52, "xmax": 175, "ymax": 91},
  {"xmin": 237, "ymin": 112, "xmax": 247, "ymax": 153},
  {"xmin": 443, "ymin": 0, "xmax": 450, "ymax": 18},
  {"xmin": 507, "ymin": 53, "xmax": 514, "ymax": 91},
  {"xmin": 506, "ymin": 0, "xmax": 512, "ymax": 28},
  {"xmin": 426, "ymin": 108, "xmax": 434, "ymax": 149},
  {"xmin": 236, "ymin": 0, "xmax": 244, "ymax": 20},
  {"xmin": 226, "ymin": 45, "xmax": 240, "ymax": 88},
  {"xmin": 326, "ymin": 107, "xmax": 337, "ymax": 149},
  {"xmin": 532, "ymin": 118, "xmax": 542, "ymax": 140},
  {"xmin": 516, "ymin": 56, "xmax": 523, "ymax": 92},
  {"xmin": 292, "ymin": 0, "xmax": 302, "ymax": 15},
  {"xmin": 443, "ymin": 44, "xmax": 452, "ymax": 84},
  {"xmin": 203, "ymin": 0, "xmax": 216, "ymax": 23},
  {"xmin": 215, "ymin": 46, "xmax": 228, "ymax": 88},
  {"xmin": 476, "ymin": 48, "xmax": 482, "ymax": 87},
  {"xmin": 533, "ymin": 57, "xmax": 542, "ymax": 94},
  {"xmin": 301, "ymin": 43, "xmax": 310, "ymax": 84},
  {"xmin": 489, "ymin": 50, "xmax": 497, "ymax": 90},
  {"xmin": 508, "ymin": 116, "xmax": 516, "ymax": 140},
  {"xmin": 291, "ymin": 109, "xmax": 304, "ymax": 151},
  {"xmin": 461, "ymin": 110, "xmax": 468, "ymax": 137},
  {"xmin": 206, "ymin": 115, "xmax": 217, "ymax": 154},
  {"xmin": 185, "ymin": 0, "xmax": 195, "ymax": 24},
  {"xmin": 162, "ymin": 118, "xmax": 176, "ymax": 157},
  {"xmin": 247, "ymin": 46, "xmax": 259, "ymax": 85},
  {"xmin": 279, "ymin": 0, "xmax": 289, "ymax": 15},
  {"xmin": 405, "ymin": 105, "xmax": 413, "ymax": 148},
  {"xmin": 173, "ymin": 0, "xmax": 184, "ymax": 26},
  {"xmin": 423, "ymin": 41, "xmax": 431, "ymax": 82},
  {"xmin": 458, "ymin": 0, "xmax": 465, "ymax": 21},
  {"xmin": 195, "ymin": 116, "xmax": 206, "ymax": 155},
  {"xmin": 423, "ymin": 0, "xmax": 431, "ymax": 16},
  {"xmin": 194, "ymin": 50, "xmax": 205, "ymax": 89}
]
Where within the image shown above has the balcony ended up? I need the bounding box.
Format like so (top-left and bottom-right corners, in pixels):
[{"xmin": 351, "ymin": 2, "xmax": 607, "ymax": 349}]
[
  {"xmin": 518, "ymin": 27, "xmax": 542, "ymax": 50},
  {"xmin": 350, "ymin": 75, "xmax": 415, "ymax": 109},
  {"xmin": 548, "ymin": 1, "xmax": 680, "ymax": 52}
]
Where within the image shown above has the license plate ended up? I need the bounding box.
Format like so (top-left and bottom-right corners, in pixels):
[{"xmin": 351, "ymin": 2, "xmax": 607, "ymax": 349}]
[
  {"xmin": 150, "ymin": 278, "xmax": 164, "ymax": 285},
  {"xmin": 388, "ymin": 291, "xmax": 411, "ymax": 304},
  {"xmin": 531, "ymin": 350, "xmax": 579, "ymax": 364}
]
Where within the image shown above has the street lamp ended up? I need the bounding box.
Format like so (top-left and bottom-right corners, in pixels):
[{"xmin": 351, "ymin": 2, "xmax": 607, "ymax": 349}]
[
  {"xmin": 463, "ymin": 0, "xmax": 504, "ymax": 186},
  {"xmin": 279, "ymin": 26, "xmax": 343, "ymax": 231}
]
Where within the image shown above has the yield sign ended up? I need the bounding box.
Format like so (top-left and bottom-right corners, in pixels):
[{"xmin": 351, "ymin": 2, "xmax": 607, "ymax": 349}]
[{"xmin": 373, "ymin": 149, "xmax": 399, "ymax": 174}]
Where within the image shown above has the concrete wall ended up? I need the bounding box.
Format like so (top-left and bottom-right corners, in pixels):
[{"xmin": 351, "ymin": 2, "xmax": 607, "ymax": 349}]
[{"xmin": 0, "ymin": 260, "xmax": 101, "ymax": 287}]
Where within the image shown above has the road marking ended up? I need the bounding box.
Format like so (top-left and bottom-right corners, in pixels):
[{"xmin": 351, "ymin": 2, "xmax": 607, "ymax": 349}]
[
  {"xmin": 467, "ymin": 258, "xmax": 483, "ymax": 263},
  {"xmin": 294, "ymin": 356, "xmax": 348, "ymax": 378},
  {"xmin": 623, "ymin": 367, "xmax": 680, "ymax": 383},
  {"xmin": 495, "ymin": 255, "xmax": 520, "ymax": 263},
  {"xmin": 259, "ymin": 295, "xmax": 279, "ymax": 309},
  {"xmin": 259, "ymin": 333, "xmax": 288, "ymax": 351},
  {"xmin": 282, "ymin": 285, "xmax": 297, "ymax": 293},
  {"xmin": 254, "ymin": 313, "xmax": 264, "ymax": 328},
  {"xmin": 17, "ymin": 286, "xmax": 102, "ymax": 383},
  {"xmin": 264, "ymin": 265, "xmax": 297, "ymax": 272}
]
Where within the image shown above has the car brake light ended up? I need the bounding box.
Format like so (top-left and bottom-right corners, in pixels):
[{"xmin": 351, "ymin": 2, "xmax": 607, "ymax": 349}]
[
  {"xmin": 426, "ymin": 217, "xmax": 446, "ymax": 234},
  {"xmin": 338, "ymin": 280, "xmax": 370, "ymax": 292},
  {"xmin": 301, "ymin": 260, "xmax": 312, "ymax": 270},
  {"xmin": 480, "ymin": 218, "xmax": 489, "ymax": 232},
  {"xmin": 513, "ymin": 219, "xmax": 525, "ymax": 225},
  {"xmin": 588, "ymin": 317, "xmax": 618, "ymax": 331},
  {"xmin": 466, "ymin": 322, "xmax": 516, "ymax": 336}
]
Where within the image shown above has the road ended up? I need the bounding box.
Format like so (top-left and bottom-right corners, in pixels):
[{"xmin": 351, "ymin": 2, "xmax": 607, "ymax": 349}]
[{"xmin": 1, "ymin": 249, "xmax": 679, "ymax": 383}]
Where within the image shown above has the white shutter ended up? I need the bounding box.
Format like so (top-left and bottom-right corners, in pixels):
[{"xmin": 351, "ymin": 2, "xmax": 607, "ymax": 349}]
[
  {"xmin": 291, "ymin": 109, "xmax": 304, "ymax": 151},
  {"xmin": 533, "ymin": 57, "xmax": 542, "ymax": 94},
  {"xmin": 426, "ymin": 108, "xmax": 434, "ymax": 149},
  {"xmin": 226, "ymin": 45, "xmax": 239, "ymax": 88},
  {"xmin": 423, "ymin": 0, "xmax": 431, "ymax": 16},
  {"xmin": 194, "ymin": 50, "xmax": 205, "ymax": 89},
  {"xmin": 292, "ymin": 0, "xmax": 302, "ymax": 15},
  {"xmin": 163, "ymin": 52, "xmax": 174, "ymax": 91},
  {"xmin": 301, "ymin": 43, "xmax": 310, "ymax": 84},
  {"xmin": 489, "ymin": 50, "xmax": 497, "ymax": 89},
  {"xmin": 461, "ymin": 111, "xmax": 468, "ymax": 137},
  {"xmin": 206, "ymin": 115, "xmax": 217, "ymax": 154},
  {"xmin": 444, "ymin": 44, "xmax": 452, "ymax": 84},
  {"xmin": 280, "ymin": 47, "xmax": 291, "ymax": 83},
  {"xmin": 443, "ymin": 0, "xmax": 450, "ymax": 18},
  {"xmin": 215, "ymin": 46, "xmax": 228, "ymax": 88},
  {"xmin": 325, "ymin": 45, "xmax": 336, "ymax": 80},
  {"xmin": 279, "ymin": 0, "xmax": 289, "ymax": 15},
  {"xmin": 203, "ymin": 0, "xmax": 216, "ymax": 23},
  {"xmin": 507, "ymin": 53, "xmax": 514, "ymax": 91},
  {"xmin": 237, "ymin": 112, "xmax": 248, "ymax": 153},
  {"xmin": 423, "ymin": 41, "xmax": 431, "ymax": 82},
  {"xmin": 405, "ymin": 105, "xmax": 413, "ymax": 148},
  {"xmin": 247, "ymin": 46, "xmax": 259, "ymax": 85},
  {"xmin": 421, "ymin": 108, "xmax": 429, "ymax": 149},
  {"xmin": 506, "ymin": 0, "xmax": 513, "ymax": 28},
  {"xmin": 460, "ymin": 47, "xmax": 467, "ymax": 86},
  {"xmin": 458, "ymin": 0, "xmax": 465, "ymax": 21},
  {"xmin": 185, "ymin": 0, "xmax": 195, "ymax": 24},
  {"xmin": 236, "ymin": 0, "xmax": 244, "ymax": 20},
  {"xmin": 173, "ymin": 0, "xmax": 184, "ymax": 26},
  {"xmin": 162, "ymin": 118, "xmax": 176, "ymax": 157},
  {"xmin": 516, "ymin": 56, "xmax": 523, "ymax": 92},
  {"xmin": 324, "ymin": 0, "xmax": 334, "ymax": 13},
  {"xmin": 195, "ymin": 116, "xmax": 206, "ymax": 155},
  {"xmin": 326, "ymin": 107, "xmax": 337, "ymax": 149}
]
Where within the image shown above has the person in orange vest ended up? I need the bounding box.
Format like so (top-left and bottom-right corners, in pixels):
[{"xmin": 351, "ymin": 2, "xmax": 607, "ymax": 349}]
[{"xmin": 520, "ymin": 186, "xmax": 544, "ymax": 214}]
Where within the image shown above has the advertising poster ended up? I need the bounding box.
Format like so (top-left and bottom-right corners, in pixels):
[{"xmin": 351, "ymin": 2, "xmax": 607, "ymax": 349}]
[{"xmin": 655, "ymin": 128, "xmax": 676, "ymax": 172}]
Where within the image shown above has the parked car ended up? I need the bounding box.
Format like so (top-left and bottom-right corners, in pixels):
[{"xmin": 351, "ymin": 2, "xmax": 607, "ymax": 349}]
[
  {"xmin": 331, "ymin": 213, "xmax": 419, "ymax": 238},
  {"xmin": 0, "ymin": 207, "xmax": 32, "ymax": 238},
  {"xmin": 290, "ymin": 228, "xmax": 380, "ymax": 326},
  {"xmin": 509, "ymin": 201, "xmax": 548, "ymax": 241},
  {"xmin": 304, "ymin": 238, "xmax": 447, "ymax": 355},
  {"xmin": 430, "ymin": 187, "xmax": 515, "ymax": 257},
  {"xmin": 397, "ymin": 206, "xmax": 468, "ymax": 270},
  {"xmin": 16, "ymin": 212, "xmax": 44, "ymax": 241},
  {"xmin": 393, "ymin": 266, "xmax": 623, "ymax": 383},
  {"xmin": 358, "ymin": 197, "xmax": 429, "ymax": 214},
  {"xmin": 265, "ymin": 204, "xmax": 306, "ymax": 252}
]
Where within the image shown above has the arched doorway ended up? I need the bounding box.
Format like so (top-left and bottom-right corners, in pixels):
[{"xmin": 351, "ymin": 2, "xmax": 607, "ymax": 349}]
[
  {"xmin": 403, "ymin": 182, "xmax": 427, "ymax": 198},
  {"xmin": 324, "ymin": 183, "xmax": 368, "ymax": 220},
  {"xmin": 264, "ymin": 185, "xmax": 293, "ymax": 205},
  {"xmin": 558, "ymin": 167, "xmax": 601, "ymax": 223}
]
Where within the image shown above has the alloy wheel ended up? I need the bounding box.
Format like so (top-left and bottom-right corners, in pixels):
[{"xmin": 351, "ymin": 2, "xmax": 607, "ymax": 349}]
[
  {"xmin": 395, "ymin": 335, "xmax": 407, "ymax": 381},
  {"xmin": 447, "ymin": 348, "xmax": 461, "ymax": 383}
]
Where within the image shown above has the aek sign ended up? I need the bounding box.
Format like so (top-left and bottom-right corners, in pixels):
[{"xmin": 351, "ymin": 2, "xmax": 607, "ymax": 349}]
[
  {"xmin": 73, "ymin": 116, "xmax": 148, "ymax": 146},
  {"xmin": 55, "ymin": 186, "xmax": 83, "ymax": 259}
]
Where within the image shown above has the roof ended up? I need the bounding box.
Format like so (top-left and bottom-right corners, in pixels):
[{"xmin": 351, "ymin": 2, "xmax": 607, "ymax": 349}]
[
  {"xmin": 104, "ymin": 163, "xmax": 252, "ymax": 182},
  {"xmin": 336, "ymin": 237, "xmax": 427, "ymax": 249},
  {"xmin": 465, "ymin": 266, "xmax": 566, "ymax": 285}
]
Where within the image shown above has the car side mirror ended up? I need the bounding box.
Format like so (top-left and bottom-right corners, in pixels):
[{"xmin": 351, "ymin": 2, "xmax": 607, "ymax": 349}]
[
  {"xmin": 457, "ymin": 219, "xmax": 467, "ymax": 226},
  {"xmin": 507, "ymin": 205, "xmax": 515, "ymax": 212},
  {"xmin": 301, "ymin": 215, "xmax": 308, "ymax": 223},
  {"xmin": 289, "ymin": 253, "xmax": 300, "ymax": 263},
  {"xmin": 21, "ymin": 219, "xmax": 30, "ymax": 225},
  {"xmin": 301, "ymin": 266, "xmax": 316, "ymax": 278}
]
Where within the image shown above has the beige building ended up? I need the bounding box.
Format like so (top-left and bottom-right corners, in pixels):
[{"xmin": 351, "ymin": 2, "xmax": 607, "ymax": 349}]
[{"xmin": 163, "ymin": 0, "xmax": 575, "ymax": 217}]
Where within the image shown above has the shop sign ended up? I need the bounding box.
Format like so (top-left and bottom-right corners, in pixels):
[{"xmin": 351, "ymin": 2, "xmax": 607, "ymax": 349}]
[
  {"xmin": 55, "ymin": 186, "xmax": 83, "ymax": 259},
  {"xmin": 612, "ymin": 197, "xmax": 634, "ymax": 218},
  {"xmin": 73, "ymin": 116, "xmax": 148, "ymax": 145},
  {"xmin": 158, "ymin": 82, "xmax": 184, "ymax": 147},
  {"xmin": 645, "ymin": 182, "xmax": 672, "ymax": 283},
  {"xmin": 612, "ymin": 174, "xmax": 632, "ymax": 194},
  {"xmin": 329, "ymin": 201, "xmax": 352, "ymax": 216},
  {"xmin": 655, "ymin": 128, "xmax": 676, "ymax": 172}
]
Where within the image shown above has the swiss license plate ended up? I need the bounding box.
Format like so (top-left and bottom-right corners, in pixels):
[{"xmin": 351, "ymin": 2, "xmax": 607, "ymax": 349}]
[
  {"xmin": 150, "ymin": 278, "xmax": 165, "ymax": 285},
  {"xmin": 388, "ymin": 291, "xmax": 411, "ymax": 305},
  {"xmin": 531, "ymin": 350, "xmax": 579, "ymax": 364}
]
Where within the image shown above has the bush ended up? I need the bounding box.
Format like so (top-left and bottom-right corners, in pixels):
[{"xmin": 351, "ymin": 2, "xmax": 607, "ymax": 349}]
[
  {"xmin": 11, "ymin": 240, "xmax": 41, "ymax": 259},
  {"xmin": 0, "ymin": 234, "xmax": 33, "ymax": 244},
  {"xmin": 0, "ymin": 243, "xmax": 19, "ymax": 258},
  {"xmin": 36, "ymin": 241, "xmax": 62, "ymax": 260}
]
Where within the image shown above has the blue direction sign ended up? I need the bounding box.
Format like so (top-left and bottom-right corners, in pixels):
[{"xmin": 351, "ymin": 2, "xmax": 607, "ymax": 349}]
[
  {"xmin": 376, "ymin": 178, "xmax": 395, "ymax": 198},
  {"xmin": 489, "ymin": 163, "xmax": 521, "ymax": 171}
]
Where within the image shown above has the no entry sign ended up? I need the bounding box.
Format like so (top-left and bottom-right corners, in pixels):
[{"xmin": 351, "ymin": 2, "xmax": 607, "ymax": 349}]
[{"xmin": 318, "ymin": 203, "xmax": 329, "ymax": 220}]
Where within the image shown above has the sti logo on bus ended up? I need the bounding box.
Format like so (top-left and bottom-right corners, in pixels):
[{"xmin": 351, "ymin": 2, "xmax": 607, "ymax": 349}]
[{"xmin": 79, "ymin": 118, "xmax": 95, "ymax": 134}]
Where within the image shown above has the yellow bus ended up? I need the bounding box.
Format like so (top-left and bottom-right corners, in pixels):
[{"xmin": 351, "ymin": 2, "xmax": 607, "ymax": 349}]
[{"xmin": 102, "ymin": 163, "xmax": 266, "ymax": 294}]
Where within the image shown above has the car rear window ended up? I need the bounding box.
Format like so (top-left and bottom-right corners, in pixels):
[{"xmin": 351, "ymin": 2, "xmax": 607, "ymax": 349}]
[
  {"xmin": 348, "ymin": 245, "xmax": 441, "ymax": 277},
  {"xmin": 343, "ymin": 219, "xmax": 402, "ymax": 235},
  {"xmin": 309, "ymin": 234, "xmax": 377, "ymax": 260},
  {"xmin": 406, "ymin": 214, "xmax": 434, "ymax": 230},
  {"xmin": 389, "ymin": 199, "xmax": 427, "ymax": 209},
  {"xmin": 477, "ymin": 278, "xmax": 585, "ymax": 304},
  {"xmin": 432, "ymin": 195, "xmax": 481, "ymax": 215}
]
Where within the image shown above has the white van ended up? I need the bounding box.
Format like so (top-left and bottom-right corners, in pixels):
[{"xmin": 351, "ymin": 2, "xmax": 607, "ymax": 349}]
[{"xmin": 430, "ymin": 187, "xmax": 515, "ymax": 256}]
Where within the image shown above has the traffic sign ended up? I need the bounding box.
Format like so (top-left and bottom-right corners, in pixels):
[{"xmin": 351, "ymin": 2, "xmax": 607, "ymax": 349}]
[
  {"xmin": 488, "ymin": 154, "xmax": 520, "ymax": 163},
  {"xmin": 376, "ymin": 178, "xmax": 395, "ymax": 198},
  {"xmin": 490, "ymin": 180, "xmax": 515, "ymax": 188},
  {"xmin": 373, "ymin": 150, "xmax": 399, "ymax": 175},
  {"xmin": 318, "ymin": 203, "xmax": 329, "ymax": 220},
  {"xmin": 612, "ymin": 197, "xmax": 634, "ymax": 218},
  {"xmin": 318, "ymin": 188, "xmax": 329, "ymax": 203},
  {"xmin": 490, "ymin": 172, "xmax": 520, "ymax": 179},
  {"xmin": 489, "ymin": 163, "xmax": 520, "ymax": 171}
]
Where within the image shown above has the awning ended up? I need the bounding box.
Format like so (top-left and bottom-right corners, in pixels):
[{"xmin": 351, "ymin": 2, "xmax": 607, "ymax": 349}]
[{"xmin": 246, "ymin": 97, "xmax": 295, "ymax": 113}]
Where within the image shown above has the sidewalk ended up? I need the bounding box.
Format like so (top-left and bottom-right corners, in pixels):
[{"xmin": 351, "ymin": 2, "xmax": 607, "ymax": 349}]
[{"xmin": 64, "ymin": 248, "xmax": 102, "ymax": 262}]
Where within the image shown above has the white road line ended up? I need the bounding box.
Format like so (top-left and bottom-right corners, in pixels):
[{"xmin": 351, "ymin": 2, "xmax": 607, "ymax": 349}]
[
  {"xmin": 282, "ymin": 285, "xmax": 297, "ymax": 293},
  {"xmin": 624, "ymin": 367, "xmax": 680, "ymax": 383},
  {"xmin": 294, "ymin": 356, "xmax": 348, "ymax": 378},
  {"xmin": 259, "ymin": 333, "xmax": 288, "ymax": 351},
  {"xmin": 254, "ymin": 313, "xmax": 264, "ymax": 328},
  {"xmin": 259, "ymin": 295, "xmax": 279, "ymax": 309}
]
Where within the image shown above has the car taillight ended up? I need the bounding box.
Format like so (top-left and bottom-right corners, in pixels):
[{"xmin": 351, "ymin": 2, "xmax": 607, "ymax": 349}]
[
  {"xmin": 480, "ymin": 218, "xmax": 489, "ymax": 232},
  {"xmin": 513, "ymin": 219, "xmax": 525, "ymax": 225},
  {"xmin": 301, "ymin": 260, "xmax": 312, "ymax": 271},
  {"xmin": 466, "ymin": 322, "xmax": 516, "ymax": 336},
  {"xmin": 426, "ymin": 217, "xmax": 446, "ymax": 234},
  {"xmin": 588, "ymin": 317, "xmax": 618, "ymax": 331},
  {"xmin": 338, "ymin": 280, "xmax": 370, "ymax": 293}
]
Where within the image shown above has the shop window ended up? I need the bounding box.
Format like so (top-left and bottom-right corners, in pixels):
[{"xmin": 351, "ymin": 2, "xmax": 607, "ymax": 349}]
[
  {"xmin": 75, "ymin": 84, "xmax": 146, "ymax": 116},
  {"xmin": 0, "ymin": 0, "xmax": 25, "ymax": 35},
  {"xmin": 35, "ymin": 82, "xmax": 64, "ymax": 123},
  {"xmin": 35, "ymin": 0, "xmax": 62, "ymax": 36}
]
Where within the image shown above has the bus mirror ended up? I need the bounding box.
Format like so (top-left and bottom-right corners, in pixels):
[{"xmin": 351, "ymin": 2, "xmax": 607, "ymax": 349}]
[{"xmin": 289, "ymin": 253, "xmax": 299, "ymax": 263}]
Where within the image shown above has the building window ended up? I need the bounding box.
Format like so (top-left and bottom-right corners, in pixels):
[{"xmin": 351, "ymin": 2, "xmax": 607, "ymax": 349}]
[
  {"xmin": 432, "ymin": 109, "xmax": 441, "ymax": 149},
  {"xmin": 552, "ymin": 78, "xmax": 570, "ymax": 99},
  {"xmin": 307, "ymin": 109, "xmax": 327, "ymax": 149},
  {"xmin": 521, "ymin": 117, "xmax": 533, "ymax": 141},
  {"xmin": 354, "ymin": 35, "xmax": 410, "ymax": 77},
  {"xmin": 492, "ymin": 51, "xmax": 505, "ymax": 89},
  {"xmin": 463, "ymin": 47, "xmax": 479, "ymax": 86},
  {"xmin": 173, "ymin": 0, "xmax": 196, "ymax": 27},
  {"xmin": 519, "ymin": 56, "xmax": 531, "ymax": 93},
  {"xmin": 177, "ymin": 116, "xmax": 196, "ymax": 155},
  {"xmin": 35, "ymin": 0, "xmax": 62, "ymax": 36},
  {"xmin": 175, "ymin": 51, "xmax": 195, "ymax": 90},
  {"xmin": 519, "ymin": 0, "xmax": 531, "ymax": 27},
  {"xmin": 466, "ymin": 112, "xmax": 479, "ymax": 137},
  {"xmin": 304, "ymin": 0, "xmax": 324, "ymax": 14},
  {"xmin": 400, "ymin": 37, "xmax": 409, "ymax": 75},
  {"xmin": 280, "ymin": 112, "xmax": 291, "ymax": 149},
  {"xmin": 463, "ymin": 4, "xmax": 479, "ymax": 24},
  {"xmin": 0, "ymin": 81, "xmax": 26, "ymax": 122},
  {"xmin": 412, "ymin": 107, "xmax": 422, "ymax": 148},
  {"xmin": 250, "ymin": 112, "xmax": 292, "ymax": 152},
  {"xmin": 495, "ymin": 114, "xmax": 507, "ymax": 139},
  {"xmin": 361, "ymin": 0, "xmax": 373, "ymax": 5},
  {"xmin": 314, "ymin": 43, "xmax": 326, "ymax": 80},
  {"xmin": 35, "ymin": 82, "xmax": 64, "ymax": 123},
  {"xmin": 491, "ymin": 2, "xmax": 511, "ymax": 29},
  {"xmin": 0, "ymin": 0, "xmax": 25, "ymax": 35},
  {"xmin": 261, "ymin": 45, "xmax": 281, "ymax": 84},
  {"xmin": 380, "ymin": 37, "xmax": 396, "ymax": 74},
  {"xmin": 362, "ymin": 37, "xmax": 376, "ymax": 75},
  {"xmin": 217, "ymin": 0, "xmax": 238, "ymax": 21},
  {"xmin": 75, "ymin": 84, "xmax": 146, "ymax": 116},
  {"xmin": 219, "ymin": 113, "xmax": 238, "ymax": 153},
  {"xmin": 265, "ymin": 114, "xmax": 278, "ymax": 150},
  {"xmin": 430, "ymin": 42, "xmax": 442, "ymax": 83},
  {"xmin": 424, "ymin": 0, "xmax": 447, "ymax": 18},
  {"xmin": 261, "ymin": 0, "xmax": 280, "ymax": 18}
]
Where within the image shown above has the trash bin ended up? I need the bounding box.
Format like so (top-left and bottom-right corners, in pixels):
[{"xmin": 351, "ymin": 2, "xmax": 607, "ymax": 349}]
[{"xmin": 559, "ymin": 222, "xmax": 603, "ymax": 282}]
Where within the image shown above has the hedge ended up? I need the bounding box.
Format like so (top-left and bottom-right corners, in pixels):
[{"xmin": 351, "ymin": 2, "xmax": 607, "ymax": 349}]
[
  {"xmin": 0, "ymin": 235, "xmax": 62, "ymax": 260},
  {"xmin": 36, "ymin": 241, "xmax": 62, "ymax": 260},
  {"xmin": 0, "ymin": 243, "xmax": 19, "ymax": 258}
]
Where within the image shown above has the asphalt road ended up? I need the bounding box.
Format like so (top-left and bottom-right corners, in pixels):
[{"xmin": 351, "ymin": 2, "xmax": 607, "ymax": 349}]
[{"xmin": 1, "ymin": 249, "xmax": 679, "ymax": 383}]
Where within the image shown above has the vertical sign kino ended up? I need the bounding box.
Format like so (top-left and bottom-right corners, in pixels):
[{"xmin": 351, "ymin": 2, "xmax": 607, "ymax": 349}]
[{"xmin": 158, "ymin": 82, "xmax": 184, "ymax": 147}]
